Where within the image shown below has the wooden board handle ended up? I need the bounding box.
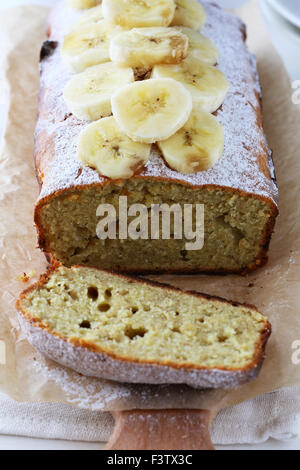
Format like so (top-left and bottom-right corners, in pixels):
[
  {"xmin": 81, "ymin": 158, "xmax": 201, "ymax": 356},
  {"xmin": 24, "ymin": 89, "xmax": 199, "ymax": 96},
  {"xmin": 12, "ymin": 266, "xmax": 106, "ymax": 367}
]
[{"xmin": 105, "ymin": 409, "xmax": 214, "ymax": 450}]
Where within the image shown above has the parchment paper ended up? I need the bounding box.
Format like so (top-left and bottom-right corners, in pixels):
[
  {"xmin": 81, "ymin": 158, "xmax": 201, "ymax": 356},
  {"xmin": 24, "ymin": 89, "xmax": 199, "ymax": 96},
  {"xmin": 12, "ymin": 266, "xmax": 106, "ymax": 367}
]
[{"xmin": 0, "ymin": 1, "xmax": 300, "ymax": 412}]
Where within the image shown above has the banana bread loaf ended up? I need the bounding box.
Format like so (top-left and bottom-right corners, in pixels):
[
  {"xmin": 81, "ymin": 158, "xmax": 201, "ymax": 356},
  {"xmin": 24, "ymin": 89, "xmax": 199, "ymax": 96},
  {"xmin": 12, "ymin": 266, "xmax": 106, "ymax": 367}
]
[
  {"xmin": 17, "ymin": 265, "xmax": 271, "ymax": 388},
  {"xmin": 34, "ymin": 1, "xmax": 278, "ymax": 274}
]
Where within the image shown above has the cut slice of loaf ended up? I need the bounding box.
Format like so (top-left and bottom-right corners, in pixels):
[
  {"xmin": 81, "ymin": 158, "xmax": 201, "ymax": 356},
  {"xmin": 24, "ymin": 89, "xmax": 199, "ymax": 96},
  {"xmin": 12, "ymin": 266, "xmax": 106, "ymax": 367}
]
[{"xmin": 17, "ymin": 265, "xmax": 271, "ymax": 389}]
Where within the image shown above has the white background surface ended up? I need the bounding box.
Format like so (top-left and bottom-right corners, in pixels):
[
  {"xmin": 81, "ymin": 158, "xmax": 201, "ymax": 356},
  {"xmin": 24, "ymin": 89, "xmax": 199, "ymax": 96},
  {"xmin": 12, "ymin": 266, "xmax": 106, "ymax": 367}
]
[
  {"xmin": 0, "ymin": 0, "xmax": 300, "ymax": 450},
  {"xmin": 268, "ymin": 0, "xmax": 300, "ymax": 29}
]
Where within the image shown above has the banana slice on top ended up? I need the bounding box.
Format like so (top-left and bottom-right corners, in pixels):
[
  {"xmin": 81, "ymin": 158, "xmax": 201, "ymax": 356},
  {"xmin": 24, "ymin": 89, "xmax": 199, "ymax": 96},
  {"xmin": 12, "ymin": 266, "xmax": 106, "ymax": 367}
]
[
  {"xmin": 110, "ymin": 27, "xmax": 189, "ymax": 68},
  {"xmin": 78, "ymin": 117, "xmax": 151, "ymax": 179},
  {"xmin": 102, "ymin": 0, "xmax": 175, "ymax": 28},
  {"xmin": 158, "ymin": 109, "xmax": 224, "ymax": 174},
  {"xmin": 171, "ymin": 0, "xmax": 206, "ymax": 30},
  {"xmin": 70, "ymin": 5, "xmax": 104, "ymax": 30},
  {"xmin": 63, "ymin": 63, "xmax": 134, "ymax": 121},
  {"xmin": 111, "ymin": 78, "xmax": 193, "ymax": 144},
  {"xmin": 176, "ymin": 27, "xmax": 219, "ymax": 65},
  {"xmin": 61, "ymin": 21, "xmax": 120, "ymax": 73},
  {"xmin": 152, "ymin": 58, "xmax": 229, "ymax": 113},
  {"xmin": 67, "ymin": 0, "xmax": 101, "ymax": 9}
]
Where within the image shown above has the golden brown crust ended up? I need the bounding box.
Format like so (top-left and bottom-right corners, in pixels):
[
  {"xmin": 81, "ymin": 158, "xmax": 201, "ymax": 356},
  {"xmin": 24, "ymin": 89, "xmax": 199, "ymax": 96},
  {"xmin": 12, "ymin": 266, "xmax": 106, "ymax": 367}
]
[{"xmin": 17, "ymin": 264, "xmax": 271, "ymax": 380}]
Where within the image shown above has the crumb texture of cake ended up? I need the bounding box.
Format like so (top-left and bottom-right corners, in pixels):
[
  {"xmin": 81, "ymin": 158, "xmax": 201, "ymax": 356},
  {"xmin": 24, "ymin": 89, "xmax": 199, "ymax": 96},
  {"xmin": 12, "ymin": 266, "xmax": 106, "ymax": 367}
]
[
  {"xmin": 34, "ymin": 1, "xmax": 278, "ymax": 273},
  {"xmin": 17, "ymin": 266, "xmax": 271, "ymax": 388},
  {"xmin": 37, "ymin": 180, "xmax": 275, "ymax": 273}
]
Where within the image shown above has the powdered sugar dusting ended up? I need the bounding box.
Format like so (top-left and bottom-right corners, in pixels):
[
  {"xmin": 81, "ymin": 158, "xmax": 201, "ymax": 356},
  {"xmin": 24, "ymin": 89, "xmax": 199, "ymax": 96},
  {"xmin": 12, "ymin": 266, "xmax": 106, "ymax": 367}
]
[
  {"xmin": 33, "ymin": 353, "xmax": 227, "ymax": 411},
  {"xmin": 36, "ymin": 1, "xmax": 278, "ymax": 205}
]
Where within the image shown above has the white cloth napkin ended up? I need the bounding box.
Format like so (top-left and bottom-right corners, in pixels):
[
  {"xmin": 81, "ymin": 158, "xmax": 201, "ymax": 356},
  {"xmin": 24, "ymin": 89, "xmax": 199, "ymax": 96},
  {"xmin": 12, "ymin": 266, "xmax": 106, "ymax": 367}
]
[{"xmin": 1, "ymin": 388, "xmax": 300, "ymax": 444}]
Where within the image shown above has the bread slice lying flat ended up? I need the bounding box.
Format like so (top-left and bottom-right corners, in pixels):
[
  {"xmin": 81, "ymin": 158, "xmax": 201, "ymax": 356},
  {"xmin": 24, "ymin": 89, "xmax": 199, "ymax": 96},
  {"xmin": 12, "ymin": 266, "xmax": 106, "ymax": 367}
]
[{"xmin": 17, "ymin": 265, "xmax": 271, "ymax": 389}]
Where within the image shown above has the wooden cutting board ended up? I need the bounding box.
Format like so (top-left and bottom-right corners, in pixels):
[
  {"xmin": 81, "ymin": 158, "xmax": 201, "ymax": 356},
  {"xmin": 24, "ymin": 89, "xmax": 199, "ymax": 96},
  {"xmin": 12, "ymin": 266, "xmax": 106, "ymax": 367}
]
[{"xmin": 105, "ymin": 410, "xmax": 215, "ymax": 450}]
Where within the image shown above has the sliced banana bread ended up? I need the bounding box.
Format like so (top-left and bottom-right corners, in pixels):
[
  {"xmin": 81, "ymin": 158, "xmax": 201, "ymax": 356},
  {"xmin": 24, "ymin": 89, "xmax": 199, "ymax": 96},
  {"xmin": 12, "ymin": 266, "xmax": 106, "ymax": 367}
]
[
  {"xmin": 17, "ymin": 265, "xmax": 271, "ymax": 389},
  {"xmin": 34, "ymin": 1, "xmax": 278, "ymax": 274}
]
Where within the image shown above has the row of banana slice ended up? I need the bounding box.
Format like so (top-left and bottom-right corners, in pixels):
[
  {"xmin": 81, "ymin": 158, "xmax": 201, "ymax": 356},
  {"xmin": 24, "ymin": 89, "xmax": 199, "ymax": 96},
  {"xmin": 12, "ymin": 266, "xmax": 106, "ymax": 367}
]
[
  {"xmin": 63, "ymin": 0, "xmax": 229, "ymax": 179},
  {"xmin": 67, "ymin": 0, "xmax": 206, "ymax": 30}
]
